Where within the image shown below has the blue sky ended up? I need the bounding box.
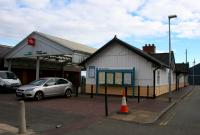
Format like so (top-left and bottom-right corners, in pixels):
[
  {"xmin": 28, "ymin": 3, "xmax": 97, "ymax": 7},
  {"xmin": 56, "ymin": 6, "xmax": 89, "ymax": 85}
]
[{"xmin": 0, "ymin": 0, "xmax": 199, "ymax": 66}]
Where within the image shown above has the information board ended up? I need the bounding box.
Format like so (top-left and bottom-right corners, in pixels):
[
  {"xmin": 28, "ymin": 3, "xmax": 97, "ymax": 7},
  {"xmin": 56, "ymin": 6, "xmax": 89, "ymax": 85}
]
[
  {"xmin": 107, "ymin": 73, "xmax": 113, "ymax": 84},
  {"xmin": 115, "ymin": 72, "xmax": 122, "ymax": 85},
  {"xmin": 124, "ymin": 73, "xmax": 132, "ymax": 85}
]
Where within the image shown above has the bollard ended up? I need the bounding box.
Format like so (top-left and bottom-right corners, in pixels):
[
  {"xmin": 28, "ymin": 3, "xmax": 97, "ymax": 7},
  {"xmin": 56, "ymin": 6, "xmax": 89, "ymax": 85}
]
[
  {"xmin": 138, "ymin": 85, "xmax": 140, "ymax": 103},
  {"xmin": 147, "ymin": 85, "xmax": 149, "ymax": 99},
  {"xmin": 125, "ymin": 86, "xmax": 128, "ymax": 102},
  {"xmin": 18, "ymin": 100, "xmax": 27, "ymax": 135},
  {"xmin": 91, "ymin": 85, "xmax": 93, "ymax": 98},
  {"xmin": 105, "ymin": 86, "xmax": 108, "ymax": 116}
]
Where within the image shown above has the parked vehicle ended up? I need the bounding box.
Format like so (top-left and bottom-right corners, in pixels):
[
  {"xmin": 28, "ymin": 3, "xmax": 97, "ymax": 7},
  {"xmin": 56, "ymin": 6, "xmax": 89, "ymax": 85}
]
[
  {"xmin": 0, "ymin": 71, "xmax": 21, "ymax": 91},
  {"xmin": 16, "ymin": 77, "xmax": 73, "ymax": 100}
]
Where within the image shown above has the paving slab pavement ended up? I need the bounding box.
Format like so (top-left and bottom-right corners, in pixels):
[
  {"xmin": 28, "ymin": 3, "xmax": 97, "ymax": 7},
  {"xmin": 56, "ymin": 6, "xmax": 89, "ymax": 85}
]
[
  {"xmin": 110, "ymin": 86, "xmax": 193, "ymax": 124},
  {"xmin": 0, "ymin": 123, "xmax": 36, "ymax": 135}
]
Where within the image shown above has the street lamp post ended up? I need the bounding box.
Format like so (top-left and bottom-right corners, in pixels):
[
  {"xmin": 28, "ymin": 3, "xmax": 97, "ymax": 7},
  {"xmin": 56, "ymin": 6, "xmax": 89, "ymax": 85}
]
[{"xmin": 168, "ymin": 15, "xmax": 177, "ymax": 103}]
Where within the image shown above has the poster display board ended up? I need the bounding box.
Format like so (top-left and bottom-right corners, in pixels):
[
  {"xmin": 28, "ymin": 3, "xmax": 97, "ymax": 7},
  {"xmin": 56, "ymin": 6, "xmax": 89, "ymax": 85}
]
[
  {"xmin": 98, "ymin": 70, "xmax": 133, "ymax": 86},
  {"xmin": 107, "ymin": 73, "xmax": 114, "ymax": 84},
  {"xmin": 99, "ymin": 72, "xmax": 105, "ymax": 84},
  {"xmin": 115, "ymin": 72, "xmax": 122, "ymax": 85},
  {"xmin": 124, "ymin": 73, "xmax": 132, "ymax": 85}
]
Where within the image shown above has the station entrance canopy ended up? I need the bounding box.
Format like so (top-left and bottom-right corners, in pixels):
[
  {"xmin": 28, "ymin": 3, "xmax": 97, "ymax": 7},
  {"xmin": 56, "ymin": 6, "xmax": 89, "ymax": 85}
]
[{"xmin": 4, "ymin": 31, "xmax": 96, "ymax": 80}]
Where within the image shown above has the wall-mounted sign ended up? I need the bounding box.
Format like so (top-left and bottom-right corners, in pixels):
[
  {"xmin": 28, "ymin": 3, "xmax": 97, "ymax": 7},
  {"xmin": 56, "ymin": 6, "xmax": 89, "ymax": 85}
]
[
  {"xmin": 24, "ymin": 51, "xmax": 32, "ymax": 56},
  {"xmin": 124, "ymin": 73, "xmax": 132, "ymax": 85},
  {"xmin": 36, "ymin": 51, "xmax": 47, "ymax": 55},
  {"xmin": 88, "ymin": 66, "xmax": 95, "ymax": 78},
  {"xmin": 27, "ymin": 37, "xmax": 35, "ymax": 46}
]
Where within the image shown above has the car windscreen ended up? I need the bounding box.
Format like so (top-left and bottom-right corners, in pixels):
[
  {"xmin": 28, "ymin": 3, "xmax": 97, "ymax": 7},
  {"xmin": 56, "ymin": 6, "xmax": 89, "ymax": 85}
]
[
  {"xmin": 30, "ymin": 79, "xmax": 48, "ymax": 86},
  {"xmin": 0, "ymin": 72, "xmax": 17, "ymax": 79}
]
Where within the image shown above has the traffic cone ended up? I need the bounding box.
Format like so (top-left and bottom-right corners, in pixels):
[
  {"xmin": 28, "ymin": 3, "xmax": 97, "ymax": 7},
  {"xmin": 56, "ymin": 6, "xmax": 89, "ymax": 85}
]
[{"xmin": 119, "ymin": 90, "xmax": 129, "ymax": 114}]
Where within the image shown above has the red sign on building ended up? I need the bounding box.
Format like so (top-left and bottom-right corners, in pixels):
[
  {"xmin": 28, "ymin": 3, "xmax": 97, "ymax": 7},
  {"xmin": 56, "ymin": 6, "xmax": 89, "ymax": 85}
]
[{"xmin": 27, "ymin": 37, "xmax": 35, "ymax": 46}]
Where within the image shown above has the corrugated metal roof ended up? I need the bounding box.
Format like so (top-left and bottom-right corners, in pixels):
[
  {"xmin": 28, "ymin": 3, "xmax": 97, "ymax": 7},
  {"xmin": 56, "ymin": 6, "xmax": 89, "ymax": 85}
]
[{"xmin": 36, "ymin": 32, "xmax": 97, "ymax": 54}]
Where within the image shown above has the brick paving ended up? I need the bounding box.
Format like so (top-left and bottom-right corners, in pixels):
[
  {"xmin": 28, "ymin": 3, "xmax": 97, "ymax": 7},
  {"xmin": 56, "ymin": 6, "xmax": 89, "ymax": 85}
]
[
  {"xmin": 0, "ymin": 86, "xmax": 193, "ymax": 135},
  {"xmin": 29, "ymin": 96, "xmax": 139, "ymax": 135}
]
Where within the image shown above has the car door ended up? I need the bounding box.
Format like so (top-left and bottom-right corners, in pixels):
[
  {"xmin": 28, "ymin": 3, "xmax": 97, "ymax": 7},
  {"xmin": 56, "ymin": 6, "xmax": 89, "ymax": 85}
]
[
  {"xmin": 55, "ymin": 79, "xmax": 69, "ymax": 95},
  {"xmin": 42, "ymin": 79, "xmax": 57, "ymax": 96}
]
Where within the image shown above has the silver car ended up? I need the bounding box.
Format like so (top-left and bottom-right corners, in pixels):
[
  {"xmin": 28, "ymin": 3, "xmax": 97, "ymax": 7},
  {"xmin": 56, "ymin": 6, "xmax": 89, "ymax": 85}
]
[{"xmin": 16, "ymin": 77, "xmax": 73, "ymax": 100}]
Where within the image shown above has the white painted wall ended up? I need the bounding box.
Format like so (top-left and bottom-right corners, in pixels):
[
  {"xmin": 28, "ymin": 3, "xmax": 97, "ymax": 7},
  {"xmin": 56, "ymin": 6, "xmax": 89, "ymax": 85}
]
[
  {"xmin": 185, "ymin": 75, "xmax": 188, "ymax": 84},
  {"xmin": 86, "ymin": 43, "xmax": 155, "ymax": 86},
  {"xmin": 178, "ymin": 74, "xmax": 185, "ymax": 83},
  {"xmin": 156, "ymin": 68, "xmax": 176, "ymax": 86}
]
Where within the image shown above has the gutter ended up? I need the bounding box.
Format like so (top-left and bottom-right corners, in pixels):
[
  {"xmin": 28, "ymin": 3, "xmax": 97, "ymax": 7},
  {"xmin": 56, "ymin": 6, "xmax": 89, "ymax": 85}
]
[{"xmin": 153, "ymin": 66, "xmax": 161, "ymax": 98}]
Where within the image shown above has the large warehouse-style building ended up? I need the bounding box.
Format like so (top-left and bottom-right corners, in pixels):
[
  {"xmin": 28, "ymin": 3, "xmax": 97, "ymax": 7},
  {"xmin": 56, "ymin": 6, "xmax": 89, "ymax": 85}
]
[
  {"xmin": 81, "ymin": 36, "xmax": 188, "ymax": 97},
  {"xmin": 189, "ymin": 63, "xmax": 200, "ymax": 85},
  {"xmin": 3, "ymin": 31, "xmax": 97, "ymax": 86}
]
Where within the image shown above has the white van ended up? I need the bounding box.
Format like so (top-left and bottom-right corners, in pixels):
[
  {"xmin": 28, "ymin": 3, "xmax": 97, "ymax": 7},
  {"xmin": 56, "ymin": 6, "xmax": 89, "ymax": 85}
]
[{"xmin": 0, "ymin": 71, "xmax": 21, "ymax": 91}]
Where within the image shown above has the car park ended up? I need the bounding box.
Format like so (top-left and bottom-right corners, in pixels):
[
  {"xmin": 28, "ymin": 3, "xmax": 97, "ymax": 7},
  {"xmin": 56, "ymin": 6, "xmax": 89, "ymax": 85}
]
[
  {"xmin": 0, "ymin": 71, "xmax": 21, "ymax": 91},
  {"xmin": 16, "ymin": 77, "xmax": 73, "ymax": 100}
]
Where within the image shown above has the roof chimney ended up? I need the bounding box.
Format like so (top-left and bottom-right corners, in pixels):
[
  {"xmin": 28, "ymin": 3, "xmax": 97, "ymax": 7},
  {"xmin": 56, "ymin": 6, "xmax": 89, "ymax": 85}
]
[{"xmin": 142, "ymin": 44, "xmax": 156, "ymax": 54}]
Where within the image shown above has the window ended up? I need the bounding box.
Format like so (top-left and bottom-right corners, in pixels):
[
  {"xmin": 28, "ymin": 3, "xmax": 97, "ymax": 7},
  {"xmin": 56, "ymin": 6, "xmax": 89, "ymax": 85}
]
[
  {"xmin": 45, "ymin": 79, "xmax": 56, "ymax": 86},
  {"xmin": 157, "ymin": 70, "xmax": 160, "ymax": 85},
  {"xmin": 56, "ymin": 79, "xmax": 68, "ymax": 85},
  {"xmin": 30, "ymin": 78, "xmax": 48, "ymax": 86},
  {"xmin": 0, "ymin": 72, "xmax": 17, "ymax": 79}
]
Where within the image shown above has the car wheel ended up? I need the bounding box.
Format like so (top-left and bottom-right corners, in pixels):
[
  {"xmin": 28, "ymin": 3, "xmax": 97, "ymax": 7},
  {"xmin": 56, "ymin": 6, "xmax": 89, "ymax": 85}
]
[
  {"xmin": 34, "ymin": 91, "xmax": 43, "ymax": 101},
  {"xmin": 65, "ymin": 89, "xmax": 72, "ymax": 98}
]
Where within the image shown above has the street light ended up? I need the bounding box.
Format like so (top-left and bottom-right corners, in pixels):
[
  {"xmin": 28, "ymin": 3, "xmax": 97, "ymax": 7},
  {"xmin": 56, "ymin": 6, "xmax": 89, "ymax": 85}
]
[{"xmin": 168, "ymin": 14, "xmax": 177, "ymax": 103}]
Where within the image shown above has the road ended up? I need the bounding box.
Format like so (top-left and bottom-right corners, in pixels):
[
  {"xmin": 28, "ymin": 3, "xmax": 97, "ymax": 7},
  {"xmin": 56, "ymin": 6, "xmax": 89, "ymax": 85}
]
[{"xmin": 67, "ymin": 86, "xmax": 200, "ymax": 135}]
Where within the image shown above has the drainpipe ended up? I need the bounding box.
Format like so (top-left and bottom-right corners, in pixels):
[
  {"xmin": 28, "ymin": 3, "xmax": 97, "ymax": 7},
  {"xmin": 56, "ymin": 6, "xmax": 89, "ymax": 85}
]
[{"xmin": 153, "ymin": 66, "xmax": 161, "ymax": 98}]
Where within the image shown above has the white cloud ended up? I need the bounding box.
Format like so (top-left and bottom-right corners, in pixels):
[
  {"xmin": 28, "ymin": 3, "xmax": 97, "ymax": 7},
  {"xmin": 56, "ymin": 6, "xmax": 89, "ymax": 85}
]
[
  {"xmin": 0, "ymin": 0, "xmax": 200, "ymax": 47},
  {"xmin": 18, "ymin": 0, "xmax": 50, "ymax": 9},
  {"xmin": 138, "ymin": 0, "xmax": 200, "ymax": 22},
  {"xmin": 176, "ymin": 21, "xmax": 200, "ymax": 38}
]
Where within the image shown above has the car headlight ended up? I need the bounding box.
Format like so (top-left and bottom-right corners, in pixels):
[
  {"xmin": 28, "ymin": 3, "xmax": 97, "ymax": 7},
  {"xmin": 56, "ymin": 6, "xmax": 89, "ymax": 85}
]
[{"xmin": 26, "ymin": 88, "xmax": 35, "ymax": 91}]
